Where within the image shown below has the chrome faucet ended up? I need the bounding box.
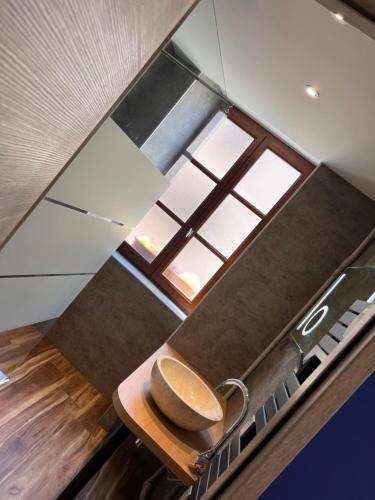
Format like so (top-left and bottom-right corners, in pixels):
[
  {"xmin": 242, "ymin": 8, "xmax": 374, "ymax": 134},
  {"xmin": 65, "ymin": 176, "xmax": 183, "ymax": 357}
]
[{"xmin": 190, "ymin": 378, "xmax": 250, "ymax": 474}]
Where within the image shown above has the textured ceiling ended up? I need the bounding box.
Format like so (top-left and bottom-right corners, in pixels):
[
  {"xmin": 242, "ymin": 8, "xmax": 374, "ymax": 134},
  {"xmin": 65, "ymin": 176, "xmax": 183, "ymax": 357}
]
[{"xmin": 0, "ymin": 0, "xmax": 196, "ymax": 249}]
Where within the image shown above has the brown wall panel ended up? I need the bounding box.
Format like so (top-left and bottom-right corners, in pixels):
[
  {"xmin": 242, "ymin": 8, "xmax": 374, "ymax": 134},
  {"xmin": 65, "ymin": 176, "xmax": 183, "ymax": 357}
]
[
  {"xmin": 344, "ymin": 0, "xmax": 375, "ymax": 19},
  {"xmin": 47, "ymin": 257, "xmax": 181, "ymax": 400},
  {"xmin": 47, "ymin": 167, "xmax": 375, "ymax": 399},
  {"xmin": 169, "ymin": 167, "xmax": 375, "ymax": 384},
  {"xmin": 0, "ymin": 0, "xmax": 196, "ymax": 248}
]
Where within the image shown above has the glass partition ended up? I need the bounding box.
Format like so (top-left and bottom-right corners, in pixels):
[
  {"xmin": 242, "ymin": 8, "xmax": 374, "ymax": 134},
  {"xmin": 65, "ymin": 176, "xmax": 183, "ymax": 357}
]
[{"xmin": 290, "ymin": 266, "xmax": 374, "ymax": 355}]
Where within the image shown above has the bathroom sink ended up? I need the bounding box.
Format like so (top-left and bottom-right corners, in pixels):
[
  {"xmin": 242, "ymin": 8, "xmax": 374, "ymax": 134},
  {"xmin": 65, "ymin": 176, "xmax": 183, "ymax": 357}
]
[{"xmin": 150, "ymin": 355, "xmax": 224, "ymax": 431}]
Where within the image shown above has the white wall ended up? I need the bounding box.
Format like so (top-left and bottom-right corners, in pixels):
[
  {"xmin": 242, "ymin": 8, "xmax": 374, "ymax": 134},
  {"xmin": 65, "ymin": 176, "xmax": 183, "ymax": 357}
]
[
  {"xmin": 0, "ymin": 275, "xmax": 93, "ymax": 332},
  {"xmin": 0, "ymin": 200, "xmax": 128, "ymax": 275},
  {"xmin": 48, "ymin": 119, "xmax": 167, "ymax": 227},
  {"xmin": 0, "ymin": 118, "xmax": 168, "ymax": 332},
  {"xmin": 172, "ymin": 0, "xmax": 225, "ymax": 91},
  {"xmin": 173, "ymin": 0, "xmax": 375, "ymax": 200}
]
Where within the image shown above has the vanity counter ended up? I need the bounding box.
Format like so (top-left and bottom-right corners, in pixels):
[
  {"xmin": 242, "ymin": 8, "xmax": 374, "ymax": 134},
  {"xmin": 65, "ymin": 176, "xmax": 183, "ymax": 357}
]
[{"xmin": 113, "ymin": 342, "xmax": 225, "ymax": 485}]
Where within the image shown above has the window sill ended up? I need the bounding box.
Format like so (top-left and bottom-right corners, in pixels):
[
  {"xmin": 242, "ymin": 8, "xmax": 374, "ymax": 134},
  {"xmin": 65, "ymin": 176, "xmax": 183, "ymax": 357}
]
[{"xmin": 112, "ymin": 251, "xmax": 187, "ymax": 322}]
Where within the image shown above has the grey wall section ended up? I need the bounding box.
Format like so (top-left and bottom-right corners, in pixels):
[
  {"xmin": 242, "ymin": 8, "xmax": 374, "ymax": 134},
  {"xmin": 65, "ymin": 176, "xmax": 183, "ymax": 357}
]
[
  {"xmin": 169, "ymin": 166, "xmax": 375, "ymax": 385},
  {"xmin": 141, "ymin": 79, "xmax": 221, "ymax": 174},
  {"xmin": 111, "ymin": 53, "xmax": 195, "ymax": 147},
  {"xmin": 112, "ymin": 51, "xmax": 222, "ymax": 175},
  {"xmin": 47, "ymin": 257, "xmax": 181, "ymax": 401}
]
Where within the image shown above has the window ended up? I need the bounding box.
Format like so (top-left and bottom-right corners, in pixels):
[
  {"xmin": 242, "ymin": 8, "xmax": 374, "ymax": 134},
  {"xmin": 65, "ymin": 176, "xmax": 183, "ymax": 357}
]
[{"xmin": 119, "ymin": 107, "xmax": 313, "ymax": 313}]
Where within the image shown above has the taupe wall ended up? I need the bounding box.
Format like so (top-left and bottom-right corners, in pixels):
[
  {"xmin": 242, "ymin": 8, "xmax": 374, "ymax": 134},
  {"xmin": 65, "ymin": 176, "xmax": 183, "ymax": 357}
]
[
  {"xmin": 48, "ymin": 257, "xmax": 181, "ymax": 401},
  {"xmin": 169, "ymin": 166, "xmax": 375, "ymax": 384},
  {"xmin": 0, "ymin": 0, "xmax": 196, "ymax": 249},
  {"xmin": 49, "ymin": 166, "xmax": 375, "ymax": 399},
  {"xmin": 225, "ymin": 338, "xmax": 300, "ymax": 427}
]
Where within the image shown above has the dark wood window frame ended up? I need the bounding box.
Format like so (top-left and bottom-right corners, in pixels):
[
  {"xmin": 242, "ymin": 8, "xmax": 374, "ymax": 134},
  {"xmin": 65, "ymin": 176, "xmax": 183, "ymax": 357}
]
[{"xmin": 119, "ymin": 107, "xmax": 314, "ymax": 314}]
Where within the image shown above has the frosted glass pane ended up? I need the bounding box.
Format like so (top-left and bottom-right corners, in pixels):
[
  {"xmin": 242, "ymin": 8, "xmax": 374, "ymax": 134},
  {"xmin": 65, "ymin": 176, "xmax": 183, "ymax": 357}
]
[
  {"xmin": 126, "ymin": 205, "xmax": 180, "ymax": 263},
  {"xmin": 163, "ymin": 238, "xmax": 223, "ymax": 300},
  {"xmin": 159, "ymin": 159, "xmax": 216, "ymax": 221},
  {"xmin": 189, "ymin": 112, "xmax": 253, "ymax": 179},
  {"xmin": 198, "ymin": 195, "xmax": 261, "ymax": 258},
  {"xmin": 234, "ymin": 150, "xmax": 301, "ymax": 214}
]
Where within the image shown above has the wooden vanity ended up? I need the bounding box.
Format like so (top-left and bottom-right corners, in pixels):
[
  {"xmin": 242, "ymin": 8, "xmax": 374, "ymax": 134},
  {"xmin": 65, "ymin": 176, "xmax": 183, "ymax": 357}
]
[{"xmin": 113, "ymin": 343, "xmax": 225, "ymax": 485}]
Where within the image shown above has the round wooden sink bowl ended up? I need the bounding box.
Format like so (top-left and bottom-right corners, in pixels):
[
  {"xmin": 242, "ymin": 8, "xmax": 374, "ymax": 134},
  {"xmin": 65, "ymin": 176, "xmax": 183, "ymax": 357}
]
[{"xmin": 150, "ymin": 355, "xmax": 224, "ymax": 431}]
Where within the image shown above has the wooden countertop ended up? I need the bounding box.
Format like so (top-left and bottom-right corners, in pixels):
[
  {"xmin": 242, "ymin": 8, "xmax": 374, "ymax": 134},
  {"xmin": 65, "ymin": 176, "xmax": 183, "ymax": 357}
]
[{"xmin": 113, "ymin": 343, "xmax": 225, "ymax": 485}]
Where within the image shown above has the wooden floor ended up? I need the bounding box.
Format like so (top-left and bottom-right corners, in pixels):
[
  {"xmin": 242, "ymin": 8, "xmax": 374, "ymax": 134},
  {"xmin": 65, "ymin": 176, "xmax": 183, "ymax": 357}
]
[{"xmin": 0, "ymin": 326, "xmax": 109, "ymax": 499}]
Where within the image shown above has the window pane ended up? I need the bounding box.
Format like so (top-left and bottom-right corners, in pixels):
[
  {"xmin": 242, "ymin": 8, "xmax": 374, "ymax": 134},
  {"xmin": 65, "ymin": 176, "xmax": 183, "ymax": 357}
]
[
  {"xmin": 234, "ymin": 150, "xmax": 301, "ymax": 214},
  {"xmin": 198, "ymin": 195, "xmax": 261, "ymax": 258},
  {"xmin": 159, "ymin": 158, "xmax": 216, "ymax": 222},
  {"xmin": 188, "ymin": 111, "xmax": 253, "ymax": 179},
  {"xmin": 126, "ymin": 205, "xmax": 180, "ymax": 263},
  {"xmin": 163, "ymin": 238, "xmax": 223, "ymax": 300}
]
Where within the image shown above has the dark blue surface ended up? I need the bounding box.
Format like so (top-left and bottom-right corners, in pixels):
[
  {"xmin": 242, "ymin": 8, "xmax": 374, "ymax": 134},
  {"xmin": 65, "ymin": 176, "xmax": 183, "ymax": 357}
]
[{"xmin": 261, "ymin": 373, "xmax": 375, "ymax": 500}]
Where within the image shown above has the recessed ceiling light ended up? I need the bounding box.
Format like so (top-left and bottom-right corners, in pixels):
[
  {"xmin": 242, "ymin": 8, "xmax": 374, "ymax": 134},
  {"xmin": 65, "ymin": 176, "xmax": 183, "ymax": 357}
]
[
  {"xmin": 331, "ymin": 12, "xmax": 347, "ymax": 24},
  {"xmin": 305, "ymin": 85, "xmax": 319, "ymax": 99}
]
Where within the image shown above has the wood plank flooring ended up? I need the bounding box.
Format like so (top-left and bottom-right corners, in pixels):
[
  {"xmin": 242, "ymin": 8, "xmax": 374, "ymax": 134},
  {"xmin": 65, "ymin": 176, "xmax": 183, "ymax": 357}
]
[
  {"xmin": 0, "ymin": 326, "xmax": 42, "ymax": 374},
  {"xmin": 0, "ymin": 326, "xmax": 110, "ymax": 499}
]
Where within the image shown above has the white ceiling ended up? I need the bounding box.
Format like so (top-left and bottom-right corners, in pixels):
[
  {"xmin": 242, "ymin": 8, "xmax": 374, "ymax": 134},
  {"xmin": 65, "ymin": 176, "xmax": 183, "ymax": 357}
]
[{"xmin": 172, "ymin": 0, "xmax": 375, "ymax": 200}]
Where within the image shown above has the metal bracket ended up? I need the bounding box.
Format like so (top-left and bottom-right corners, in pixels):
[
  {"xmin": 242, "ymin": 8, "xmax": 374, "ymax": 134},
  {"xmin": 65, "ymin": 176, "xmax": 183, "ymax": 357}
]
[
  {"xmin": 185, "ymin": 228, "xmax": 194, "ymax": 239},
  {"xmin": 191, "ymin": 378, "xmax": 250, "ymax": 473}
]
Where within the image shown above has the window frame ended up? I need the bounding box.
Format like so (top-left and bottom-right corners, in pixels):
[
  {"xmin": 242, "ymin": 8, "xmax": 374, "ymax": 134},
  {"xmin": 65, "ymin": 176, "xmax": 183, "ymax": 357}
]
[{"xmin": 119, "ymin": 107, "xmax": 314, "ymax": 314}]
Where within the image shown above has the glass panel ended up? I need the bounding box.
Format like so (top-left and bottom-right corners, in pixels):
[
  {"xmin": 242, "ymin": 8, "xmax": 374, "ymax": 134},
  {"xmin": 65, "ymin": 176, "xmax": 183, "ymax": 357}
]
[
  {"xmin": 198, "ymin": 195, "xmax": 261, "ymax": 258},
  {"xmin": 163, "ymin": 238, "xmax": 223, "ymax": 300},
  {"xmin": 290, "ymin": 266, "xmax": 374, "ymax": 355},
  {"xmin": 125, "ymin": 205, "xmax": 180, "ymax": 263},
  {"xmin": 188, "ymin": 111, "xmax": 253, "ymax": 179},
  {"xmin": 234, "ymin": 150, "xmax": 301, "ymax": 214},
  {"xmin": 159, "ymin": 158, "xmax": 216, "ymax": 221}
]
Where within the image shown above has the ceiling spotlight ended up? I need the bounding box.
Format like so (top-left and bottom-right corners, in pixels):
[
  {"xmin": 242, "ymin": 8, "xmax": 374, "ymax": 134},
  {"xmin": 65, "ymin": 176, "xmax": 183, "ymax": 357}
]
[
  {"xmin": 305, "ymin": 85, "xmax": 320, "ymax": 99},
  {"xmin": 331, "ymin": 12, "xmax": 347, "ymax": 24}
]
